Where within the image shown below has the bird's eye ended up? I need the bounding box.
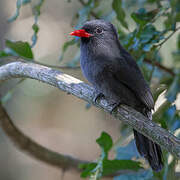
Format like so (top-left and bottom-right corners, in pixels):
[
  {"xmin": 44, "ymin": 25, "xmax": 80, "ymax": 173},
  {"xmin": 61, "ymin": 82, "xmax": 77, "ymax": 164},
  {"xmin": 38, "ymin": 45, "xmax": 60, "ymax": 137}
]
[{"xmin": 95, "ymin": 28, "xmax": 103, "ymax": 34}]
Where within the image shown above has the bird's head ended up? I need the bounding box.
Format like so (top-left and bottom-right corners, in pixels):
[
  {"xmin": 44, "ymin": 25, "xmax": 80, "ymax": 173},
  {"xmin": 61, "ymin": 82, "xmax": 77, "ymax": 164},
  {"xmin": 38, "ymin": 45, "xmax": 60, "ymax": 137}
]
[
  {"xmin": 70, "ymin": 20, "xmax": 121, "ymax": 57},
  {"xmin": 70, "ymin": 19, "xmax": 119, "ymax": 44}
]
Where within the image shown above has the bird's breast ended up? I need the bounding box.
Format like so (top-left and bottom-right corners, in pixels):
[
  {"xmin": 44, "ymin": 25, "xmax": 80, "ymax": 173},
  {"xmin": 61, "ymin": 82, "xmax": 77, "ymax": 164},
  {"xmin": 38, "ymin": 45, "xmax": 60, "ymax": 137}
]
[{"xmin": 80, "ymin": 55, "xmax": 106, "ymax": 88}]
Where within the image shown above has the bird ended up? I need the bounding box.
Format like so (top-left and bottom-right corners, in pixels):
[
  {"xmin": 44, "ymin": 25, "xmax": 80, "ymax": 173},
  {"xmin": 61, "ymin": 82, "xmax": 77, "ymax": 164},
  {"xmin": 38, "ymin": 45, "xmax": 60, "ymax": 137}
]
[{"xmin": 70, "ymin": 19, "xmax": 163, "ymax": 171}]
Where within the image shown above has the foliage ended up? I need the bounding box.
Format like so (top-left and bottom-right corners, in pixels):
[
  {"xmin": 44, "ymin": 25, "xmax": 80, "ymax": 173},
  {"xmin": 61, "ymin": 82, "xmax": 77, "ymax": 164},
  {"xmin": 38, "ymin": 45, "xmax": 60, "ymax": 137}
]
[
  {"xmin": 112, "ymin": 0, "xmax": 128, "ymax": 29},
  {"xmin": 5, "ymin": 40, "xmax": 34, "ymax": 59},
  {"xmin": 7, "ymin": 0, "xmax": 44, "ymax": 48},
  {"xmin": 0, "ymin": 0, "xmax": 180, "ymax": 179},
  {"xmin": 79, "ymin": 132, "xmax": 141, "ymax": 179}
]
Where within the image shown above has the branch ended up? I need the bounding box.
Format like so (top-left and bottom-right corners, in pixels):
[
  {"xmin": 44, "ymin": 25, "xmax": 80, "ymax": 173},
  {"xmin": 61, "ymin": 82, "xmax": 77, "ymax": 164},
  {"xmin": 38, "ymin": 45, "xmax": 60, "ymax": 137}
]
[
  {"xmin": 0, "ymin": 104, "xmax": 87, "ymax": 171},
  {"xmin": 0, "ymin": 61, "xmax": 180, "ymax": 160},
  {"xmin": 157, "ymin": 26, "xmax": 180, "ymax": 49},
  {"xmin": 0, "ymin": 103, "xmax": 141, "ymax": 177},
  {"xmin": 144, "ymin": 58, "xmax": 175, "ymax": 76}
]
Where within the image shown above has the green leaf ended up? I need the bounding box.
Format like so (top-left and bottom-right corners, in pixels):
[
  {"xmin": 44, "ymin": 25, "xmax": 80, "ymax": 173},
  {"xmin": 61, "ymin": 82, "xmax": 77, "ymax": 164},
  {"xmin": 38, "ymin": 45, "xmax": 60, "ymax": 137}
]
[
  {"xmin": 139, "ymin": 25, "xmax": 156, "ymax": 42},
  {"xmin": 96, "ymin": 131, "xmax": 113, "ymax": 156},
  {"xmin": 6, "ymin": 40, "xmax": 34, "ymax": 59},
  {"xmin": 32, "ymin": 0, "xmax": 44, "ymax": 16},
  {"xmin": 31, "ymin": 22, "xmax": 39, "ymax": 47},
  {"xmin": 79, "ymin": 158, "xmax": 142, "ymax": 178},
  {"xmin": 0, "ymin": 51, "xmax": 9, "ymax": 58},
  {"xmin": 79, "ymin": 163, "xmax": 97, "ymax": 178},
  {"xmin": 140, "ymin": 24, "xmax": 163, "ymax": 45},
  {"xmin": 31, "ymin": 0, "xmax": 44, "ymax": 47},
  {"xmin": 131, "ymin": 8, "xmax": 159, "ymax": 26},
  {"xmin": 102, "ymin": 159, "xmax": 142, "ymax": 176},
  {"xmin": 112, "ymin": 0, "xmax": 128, "ymax": 29},
  {"xmin": 128, "ymin": 23, "xmax": 163, "ymax": 53},
  {"xmin": 32, "ymin": 24, "xmax": 39, "ymax": 33},
  {"xmin": 80, "ymin": 132, "xmax": 142, "ymax": 179},
  {"xmin": 131, "ymin": 8, "xmax": 147, "ymax": 26}
]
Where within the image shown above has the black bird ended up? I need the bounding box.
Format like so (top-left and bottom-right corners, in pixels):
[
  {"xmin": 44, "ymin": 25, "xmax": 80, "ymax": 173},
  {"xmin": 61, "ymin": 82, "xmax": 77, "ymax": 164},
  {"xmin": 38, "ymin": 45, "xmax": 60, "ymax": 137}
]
[{"xmin": 70, "ymin": 19, "xmax": 163, "ymax": 171}]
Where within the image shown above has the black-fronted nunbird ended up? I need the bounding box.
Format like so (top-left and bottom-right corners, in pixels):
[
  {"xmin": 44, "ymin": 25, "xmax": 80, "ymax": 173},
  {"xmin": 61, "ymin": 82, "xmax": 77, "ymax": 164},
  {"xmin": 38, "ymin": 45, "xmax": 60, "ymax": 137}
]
[{"xmin": 70, "ymin": 19, "xmax": 163, "ymax": 171}]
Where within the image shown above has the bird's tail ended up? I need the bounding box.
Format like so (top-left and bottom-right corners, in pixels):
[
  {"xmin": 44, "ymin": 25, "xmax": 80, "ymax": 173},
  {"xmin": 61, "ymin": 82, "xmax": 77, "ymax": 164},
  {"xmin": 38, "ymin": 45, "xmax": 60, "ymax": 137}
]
[
  {"xmin": 133, "ymin": 110, "xmax": 163, "ymax": 171},
  {"xmin": 133, "ymin": 130, "xmax": 163, "ymax": 171}
]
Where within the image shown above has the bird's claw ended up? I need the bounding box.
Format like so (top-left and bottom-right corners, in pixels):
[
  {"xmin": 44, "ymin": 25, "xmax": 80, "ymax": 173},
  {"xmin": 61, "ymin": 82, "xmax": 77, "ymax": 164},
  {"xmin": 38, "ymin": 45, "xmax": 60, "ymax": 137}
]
[
  {"xmin": 93, "ymin": 92, "xmax": 105, "ymax": 104},
  {"xmin": 110, "ymin": 102, "xmax": 122, "ymax": 114}
]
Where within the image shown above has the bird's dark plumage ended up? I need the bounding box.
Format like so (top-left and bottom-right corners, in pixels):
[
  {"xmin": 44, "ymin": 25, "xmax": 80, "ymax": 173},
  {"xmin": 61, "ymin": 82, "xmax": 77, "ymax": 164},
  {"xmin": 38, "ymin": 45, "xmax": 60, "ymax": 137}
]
[{"xmin": 78, "ymin": 19, "xmax": 163, "ymax": 171}]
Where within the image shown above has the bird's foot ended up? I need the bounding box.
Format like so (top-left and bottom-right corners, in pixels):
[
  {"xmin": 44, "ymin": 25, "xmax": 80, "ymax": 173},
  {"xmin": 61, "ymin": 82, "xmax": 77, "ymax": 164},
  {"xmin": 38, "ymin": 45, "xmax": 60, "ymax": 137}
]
[
  {"xmin": 93, "ymin": 91, "xmax": 105, "ymax": 104},
  {"xmin": 110, "ymin": 102, "xmax": 122, "ymax": 114}
]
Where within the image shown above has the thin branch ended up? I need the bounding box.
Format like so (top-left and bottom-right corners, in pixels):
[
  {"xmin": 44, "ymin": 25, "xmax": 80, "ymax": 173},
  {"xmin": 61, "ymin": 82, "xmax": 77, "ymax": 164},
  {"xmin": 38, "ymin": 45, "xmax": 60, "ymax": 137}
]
[
  {"xmin": 0, "ymin": 103, "xmax": 141, "ymax": 177},
  {"xmin": 144, "ymin": 58, "xmax": 175, "ymax": 76},
  {"xmin": 157, "ymin": 26, "xmax": 180, "ymax": 50},
  {"xmin": 0, "ymin": 104, "xmax": 87, "ymax": 171},
  {"xmin": 0, "ymin": 60, "xmax": 179, "ymax": 159}
]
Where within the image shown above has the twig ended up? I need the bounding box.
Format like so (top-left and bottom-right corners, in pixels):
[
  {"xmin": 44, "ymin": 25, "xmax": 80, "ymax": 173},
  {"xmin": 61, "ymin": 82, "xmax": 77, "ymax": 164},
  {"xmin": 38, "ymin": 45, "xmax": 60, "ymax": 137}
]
[
  {"xmin": 0, "ymin": 104, "xmax": 87, "ymax": 171},
  {"xmin": 0, "ymin": 61, "xmax": 179, "ymax": 159},
  {"xmin": 144, "ymin": 58, "xmax": 175, "ymax": 76},
  {"xmin": 157, "ymin": 26, "xmax": 180, "ymax": 51}
]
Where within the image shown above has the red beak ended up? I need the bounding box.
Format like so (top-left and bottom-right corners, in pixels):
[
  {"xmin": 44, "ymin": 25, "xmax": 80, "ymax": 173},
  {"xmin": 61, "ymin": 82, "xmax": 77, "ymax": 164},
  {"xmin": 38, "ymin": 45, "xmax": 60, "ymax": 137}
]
[{"xmin": 70, "ymin": 29, "xmax": 92, "ymax": 38}]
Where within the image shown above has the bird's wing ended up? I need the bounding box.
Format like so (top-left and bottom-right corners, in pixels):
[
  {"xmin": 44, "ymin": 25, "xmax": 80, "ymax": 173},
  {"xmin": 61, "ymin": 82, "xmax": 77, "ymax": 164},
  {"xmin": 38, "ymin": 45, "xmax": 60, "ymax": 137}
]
[{"xmin": 110, "ymin": 54, "xmax": 154, "ymax": 110}]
